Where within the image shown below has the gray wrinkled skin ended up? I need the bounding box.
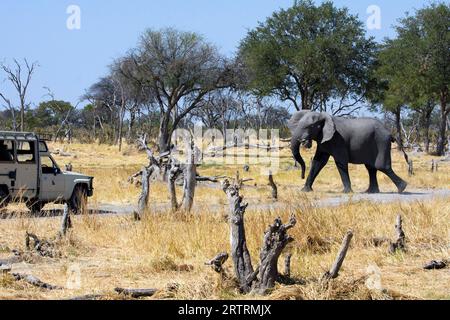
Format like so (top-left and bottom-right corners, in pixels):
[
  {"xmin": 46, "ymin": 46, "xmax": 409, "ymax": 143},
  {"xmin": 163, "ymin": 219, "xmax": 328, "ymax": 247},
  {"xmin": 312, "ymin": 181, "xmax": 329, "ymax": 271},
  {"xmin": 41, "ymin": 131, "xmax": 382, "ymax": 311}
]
[{"xmin": 288, "ymin": 111, "xmax": 408, "ymax": 194}]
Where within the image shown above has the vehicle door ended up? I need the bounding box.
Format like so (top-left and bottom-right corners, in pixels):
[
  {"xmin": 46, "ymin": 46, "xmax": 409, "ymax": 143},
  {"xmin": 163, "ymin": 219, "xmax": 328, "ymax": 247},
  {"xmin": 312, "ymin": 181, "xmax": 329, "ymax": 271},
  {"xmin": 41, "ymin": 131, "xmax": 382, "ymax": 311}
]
[
  {"xmin": 14, "ymin": 140, "xmax": 39, "ymax": 200},
  {"xmin": 39, "ymin": 155, "xmax": 65, "ymax": 202}
]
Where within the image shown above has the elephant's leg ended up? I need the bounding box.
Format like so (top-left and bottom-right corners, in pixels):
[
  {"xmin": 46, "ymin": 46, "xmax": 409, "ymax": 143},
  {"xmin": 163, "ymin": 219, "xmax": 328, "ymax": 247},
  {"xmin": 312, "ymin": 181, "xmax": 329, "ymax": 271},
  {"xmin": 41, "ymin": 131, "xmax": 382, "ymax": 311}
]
[
  {"xmin": 302, "ymin": 153, "xmax": 330, "ymax": 192},
  {"xmin": 365, "ymin": 165, "xmax": 380, "ymax": 194},
  {"xmin": 380, "ymin": 168, "xmax": 407, "ymax": 193},
  {"xmin": 335, "ymin": 161, "xmax": 352, "ymax": 193}
]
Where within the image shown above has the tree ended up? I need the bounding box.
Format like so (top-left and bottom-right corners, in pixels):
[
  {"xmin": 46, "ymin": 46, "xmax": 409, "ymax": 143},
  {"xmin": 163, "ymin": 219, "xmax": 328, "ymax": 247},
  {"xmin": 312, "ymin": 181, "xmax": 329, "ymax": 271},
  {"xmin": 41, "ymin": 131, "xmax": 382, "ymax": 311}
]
[
  {"xmin": 373, "ymin": 3, "xmax": 449, "ymax": 155},
  {"xmin": 373, "ymin": 39, "xmax": 414, "ymax": 151},
  {"xmin": 83, "ymin": 76, "xmax": 122, "ymax": 145},
  {"xmin": 0, "ymin": 92, "xmax": 17, "ymax": 131},
  {"xmin": 0, "ymin": 59, "xmax": 38, "ymax": 131},
  {"xmin": 121, "ymin": 28, "xmax": 235, "ymax": 152},
  {"xmin": 239, "ymin": 0, "xmax": 377, "ymax": 113},
  {"xmin": 396, "ymin": 3, "xmax": 449, "ymax": 155},
  {"xmin": 32, "ymin": 97, "xmax": 76, "ymax": 141}
]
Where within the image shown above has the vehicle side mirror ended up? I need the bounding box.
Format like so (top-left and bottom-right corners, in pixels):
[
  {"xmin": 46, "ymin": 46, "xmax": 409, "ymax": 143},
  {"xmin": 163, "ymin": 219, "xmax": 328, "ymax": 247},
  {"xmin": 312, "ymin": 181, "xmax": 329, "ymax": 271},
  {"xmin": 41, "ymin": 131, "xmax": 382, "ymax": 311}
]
[{"xmin": 54, "ymin": 167, "xmax": 61, "ymax": 175}]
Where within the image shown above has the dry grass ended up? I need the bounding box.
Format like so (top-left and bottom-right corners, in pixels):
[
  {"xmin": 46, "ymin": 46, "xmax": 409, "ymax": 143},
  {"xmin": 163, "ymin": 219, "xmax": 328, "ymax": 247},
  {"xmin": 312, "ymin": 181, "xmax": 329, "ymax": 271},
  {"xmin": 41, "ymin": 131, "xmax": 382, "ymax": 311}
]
[{"xmin": 0, "ymin": 142, "xmax": 448, "ymax": 300}]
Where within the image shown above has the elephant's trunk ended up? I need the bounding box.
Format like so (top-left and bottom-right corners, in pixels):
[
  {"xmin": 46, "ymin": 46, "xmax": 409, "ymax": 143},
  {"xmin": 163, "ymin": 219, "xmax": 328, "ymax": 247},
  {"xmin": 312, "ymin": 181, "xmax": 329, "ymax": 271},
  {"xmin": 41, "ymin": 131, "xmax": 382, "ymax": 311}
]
[{"xmin": 291, "ymin": 138, "xmax": 306, "ymax": 179}]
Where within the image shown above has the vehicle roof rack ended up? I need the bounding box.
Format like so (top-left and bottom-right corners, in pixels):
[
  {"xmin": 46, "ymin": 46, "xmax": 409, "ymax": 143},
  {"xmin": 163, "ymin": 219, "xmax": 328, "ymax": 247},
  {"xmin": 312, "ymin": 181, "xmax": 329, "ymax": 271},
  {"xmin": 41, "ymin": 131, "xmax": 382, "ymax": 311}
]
[
  {"xmin": 0, "ymin": 131, "xmax": 38, "ymax": 140},
  {"xmin": 37, "ymin": 133, "xmax": 53, "ymax": 141}
]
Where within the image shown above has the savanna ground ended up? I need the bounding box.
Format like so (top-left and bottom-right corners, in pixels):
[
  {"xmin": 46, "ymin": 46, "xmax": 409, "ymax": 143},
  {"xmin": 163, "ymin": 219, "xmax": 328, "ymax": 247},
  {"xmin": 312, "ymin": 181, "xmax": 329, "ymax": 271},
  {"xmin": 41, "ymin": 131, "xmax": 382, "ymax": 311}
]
[{"xmin": 0, "ymin": 141, "xmax": 449, "ymax": 300}]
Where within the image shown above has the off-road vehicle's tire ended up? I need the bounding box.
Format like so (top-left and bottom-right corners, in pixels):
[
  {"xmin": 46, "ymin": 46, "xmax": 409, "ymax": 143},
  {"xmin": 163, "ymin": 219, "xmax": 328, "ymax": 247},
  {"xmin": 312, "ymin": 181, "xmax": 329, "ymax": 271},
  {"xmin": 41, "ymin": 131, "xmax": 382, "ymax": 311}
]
[
  {"xmin": 68, "ymin": 185, "xmax": 87, "ymax": 215},
  {"xmin": 0, "ymin": 187, "xmax": 9, "ymax": 209},
  {"xmin": 26, "ymin": 200, "xmax": 44, "ymax": 215}
]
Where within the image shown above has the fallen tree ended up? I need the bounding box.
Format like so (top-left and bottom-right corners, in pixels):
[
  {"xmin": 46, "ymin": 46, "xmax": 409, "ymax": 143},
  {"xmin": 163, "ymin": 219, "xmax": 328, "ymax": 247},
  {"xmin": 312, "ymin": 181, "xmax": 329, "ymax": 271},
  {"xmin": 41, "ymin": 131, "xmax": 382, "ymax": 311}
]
[
  {"xmin": 12, "ymin": 273, "xmax": 63, "ymax": 290},
  {"xmin": 115, "ymin": 287, "xmax": 158, "ymax": 298}
]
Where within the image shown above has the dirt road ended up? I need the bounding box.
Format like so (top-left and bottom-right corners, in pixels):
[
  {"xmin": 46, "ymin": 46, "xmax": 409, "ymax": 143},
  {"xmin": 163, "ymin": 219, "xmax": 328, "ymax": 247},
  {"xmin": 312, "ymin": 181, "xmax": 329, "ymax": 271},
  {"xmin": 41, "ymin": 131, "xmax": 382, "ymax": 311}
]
[
  {"xmin": 96, "ymin": 188, "xmax": 450, "ymax": 215},
  {"xmin": 1, "ymin": 188, "xmax": 448, "ymax": 219}
]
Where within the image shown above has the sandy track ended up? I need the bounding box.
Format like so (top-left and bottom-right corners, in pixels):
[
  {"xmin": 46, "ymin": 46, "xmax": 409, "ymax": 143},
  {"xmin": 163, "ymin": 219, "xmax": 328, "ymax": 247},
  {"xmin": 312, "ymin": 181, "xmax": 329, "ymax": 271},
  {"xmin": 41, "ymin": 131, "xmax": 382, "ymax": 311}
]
[
  {"xmin": 97, "ymin": 188, "xmax": 450, "ymax": 215},
  {"xmin": 1, "ymin": 188, "xmax": 448, "ymax": 219}
]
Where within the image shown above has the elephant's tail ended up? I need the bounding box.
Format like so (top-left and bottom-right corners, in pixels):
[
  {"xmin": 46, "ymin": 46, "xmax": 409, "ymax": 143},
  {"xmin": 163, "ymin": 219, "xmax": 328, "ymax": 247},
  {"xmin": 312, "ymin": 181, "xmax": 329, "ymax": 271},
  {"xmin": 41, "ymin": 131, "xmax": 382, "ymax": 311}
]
[{"xmin": 391, "ymin": 136, "xmax": 409, "ymax": 165}]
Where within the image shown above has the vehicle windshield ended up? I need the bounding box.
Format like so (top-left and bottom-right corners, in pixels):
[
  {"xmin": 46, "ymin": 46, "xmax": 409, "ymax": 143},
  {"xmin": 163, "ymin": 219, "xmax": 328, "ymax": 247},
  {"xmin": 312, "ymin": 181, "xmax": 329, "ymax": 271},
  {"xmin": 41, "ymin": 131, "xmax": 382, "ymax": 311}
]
[{"xmin": 41, "ymin": 155, "xmax": 60, "ymax": 174}]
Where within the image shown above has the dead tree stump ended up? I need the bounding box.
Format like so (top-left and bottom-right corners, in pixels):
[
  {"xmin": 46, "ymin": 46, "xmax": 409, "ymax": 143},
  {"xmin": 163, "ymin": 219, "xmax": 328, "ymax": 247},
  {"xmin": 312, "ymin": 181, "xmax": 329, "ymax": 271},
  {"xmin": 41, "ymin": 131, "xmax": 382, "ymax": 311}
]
[
  {"xmin": 59, "ymin": 203, "xmax": 72, "ymax": 238},
  {"xmin": 206, "ymin": 252, "xmax": 229, "ymax": 273},
  {"xmin": 205, "ymin": 252, "xmax": 230, "ymax": 282},
  {"xmin": 135, "ymin": 134, "xmax": 171, "ymax": 219},
  {"xmin": 322, "ymin": 230, "xmax": 353, "ymax": 282},
  {"xmin": 136, "ymin": 166, "xmax": 152, "ymax": 219},
  {"xmin": 389, "ymin": 214, "xmax": 406, "ymax": 254},
  {"xmin": 431, "ymin": 160, "xmax": 439, "ymax": 173},
  {"xmin": 181, "ymin": 139, "xmax": 199, "ymax": 212},
  {"xmin": 252, "ymin": 215, "xmax": 297, "ymax": 294},
  {"xmin": 408, "ymin": 160, "xmax": 414, "ymax": 176},
  {"xmin": 25, "ymin": 232, "xmax": 57, "ymax": 258},
  {"xmin": 268, "ymin": 172, "xmax": 278, "ymax": 201},
  {"xmin": 221, "ymin": 177, "xmax": 254, "ymax": 292},
  {"xmin": 167, "ymin": 160, "xmax": 182, "ymax": 212},
  {"xmin": 181, "ymin": 162, "xmax": 197, "ymax": 212},
  {"xmin": 284, "ymin": 254, "xmax": 292, "ymax": 278}
]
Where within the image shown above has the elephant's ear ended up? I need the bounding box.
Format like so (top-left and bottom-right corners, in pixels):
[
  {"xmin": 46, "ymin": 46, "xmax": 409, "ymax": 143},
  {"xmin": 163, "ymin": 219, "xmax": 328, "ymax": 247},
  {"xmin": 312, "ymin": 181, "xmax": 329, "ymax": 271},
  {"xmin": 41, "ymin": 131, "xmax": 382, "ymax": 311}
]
[{"xmin": 320, "ymin": 113, "xmax": 336, "ymax": 143}]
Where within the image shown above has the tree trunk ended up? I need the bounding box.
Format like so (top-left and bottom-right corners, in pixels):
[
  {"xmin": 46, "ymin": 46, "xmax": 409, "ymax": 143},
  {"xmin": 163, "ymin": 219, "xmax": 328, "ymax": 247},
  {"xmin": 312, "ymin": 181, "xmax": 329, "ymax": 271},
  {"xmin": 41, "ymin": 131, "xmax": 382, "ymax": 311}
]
[
  {"xmin": 437, "ymin": 90, "xmax": 448, "ymax": 156},
  {"xmin": 181, "ymin": 142, "xmax": 197, "ymax": 212},
  {"xmin": 423, "ymin": 104, "xmax": 433, "ymax": 154},
  {"xmin": 300, "ymin": 87, "xmax": 311, "ymax": 110},
  {"xmin": 20, "ymin": 99, "xmax": 25, "ymax": 132},
  {"xmin": 389, "ymin": 214, "xmax": 406, "ymax": 254},
  {"xmin": 168, "ymin": 161, "xmax": 182, "ymax": 212},
  {"xmin": 322, "ymin": 231, "xmax": 353, "ymax": 282},
  {"xmin": 252, "ymin": 215, "xmax": 296, "ymax": 294},
  {"xmin": 127, "ymin": 110, "xmax": 135, "ymax": 141},
  {"xmin": 118, "ymin": 106, "xmax": 125, "ymax": 152},
  {"xmin": 158, "ymin": 114, "xmax": 172, "ymax": 153},
  {"xmin": 221, "ymin": 178, "xmax": 254, "ymax": 292},
  {"xmin": 268, "ymin": 172, "xmax": 278, "ymax": 201},
  {"xmin": 137, "ymin": 166, "xmax": 152, "ymax": 219},
  {"xmin": 92, "ymin": 111, "xmax": 96, "ymax": 141},
  {"xmin": 59, "ymin": 203, "xmax": 72, "ymax": 238},
  {"xmin": 222, "ymin": 111, "xmax": 227, "ymax": 146},
  {"xmin": 394, "ymin": 106, "xmax": 403, "ymax": 151},
  {"xmin": 10, "ymin": 108, "xmax": 17, "ymax": 131}
]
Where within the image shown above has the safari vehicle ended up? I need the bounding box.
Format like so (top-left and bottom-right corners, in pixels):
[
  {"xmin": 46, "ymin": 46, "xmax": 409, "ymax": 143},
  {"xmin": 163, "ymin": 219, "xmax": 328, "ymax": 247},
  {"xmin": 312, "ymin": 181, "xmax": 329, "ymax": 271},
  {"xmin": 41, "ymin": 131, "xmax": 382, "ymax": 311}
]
[{"xmin": 0, "ymin": 131, "xmax": 93, "ymax": 214}]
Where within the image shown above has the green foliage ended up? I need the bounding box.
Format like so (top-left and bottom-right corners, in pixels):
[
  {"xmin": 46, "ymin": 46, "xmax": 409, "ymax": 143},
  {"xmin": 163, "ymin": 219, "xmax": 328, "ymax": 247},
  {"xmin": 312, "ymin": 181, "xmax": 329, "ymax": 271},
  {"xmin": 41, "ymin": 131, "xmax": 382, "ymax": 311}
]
[
  {"xmin": 30, "ymin": 100, "xmax": 74, "ymax": 128},
  {"xmin": 376, "ymin": 2, "xmax": 449, "ymax": 112},
  {"xmin": 239, "ymin": 0, "xmax": 377, "ymax": 111}
]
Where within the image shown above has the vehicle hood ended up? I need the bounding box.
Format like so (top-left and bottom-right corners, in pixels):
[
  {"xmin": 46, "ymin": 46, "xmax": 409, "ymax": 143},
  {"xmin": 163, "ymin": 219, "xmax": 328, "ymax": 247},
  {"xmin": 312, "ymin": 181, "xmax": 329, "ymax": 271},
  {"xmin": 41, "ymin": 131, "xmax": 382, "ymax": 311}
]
[{"xmin": 62, "ymin": 171, "xmax": 93, "ymax": 180}]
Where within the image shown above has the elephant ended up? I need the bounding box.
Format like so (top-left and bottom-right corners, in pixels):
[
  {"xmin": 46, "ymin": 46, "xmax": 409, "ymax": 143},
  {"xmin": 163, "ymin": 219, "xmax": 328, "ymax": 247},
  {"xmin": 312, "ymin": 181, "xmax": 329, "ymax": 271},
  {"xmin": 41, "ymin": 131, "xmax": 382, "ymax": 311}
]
[{"xmin": 288, "ymin": 111, "xmax": 408, "ymax": 194}]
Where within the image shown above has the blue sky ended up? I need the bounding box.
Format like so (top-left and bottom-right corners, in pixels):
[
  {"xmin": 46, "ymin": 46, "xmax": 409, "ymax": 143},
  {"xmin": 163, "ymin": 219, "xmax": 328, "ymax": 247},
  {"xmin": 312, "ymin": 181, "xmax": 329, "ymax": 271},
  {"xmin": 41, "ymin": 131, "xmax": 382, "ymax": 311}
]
[{"xmin": 0, "ymin": 0, "xmax": 434, "ymax": 109}]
